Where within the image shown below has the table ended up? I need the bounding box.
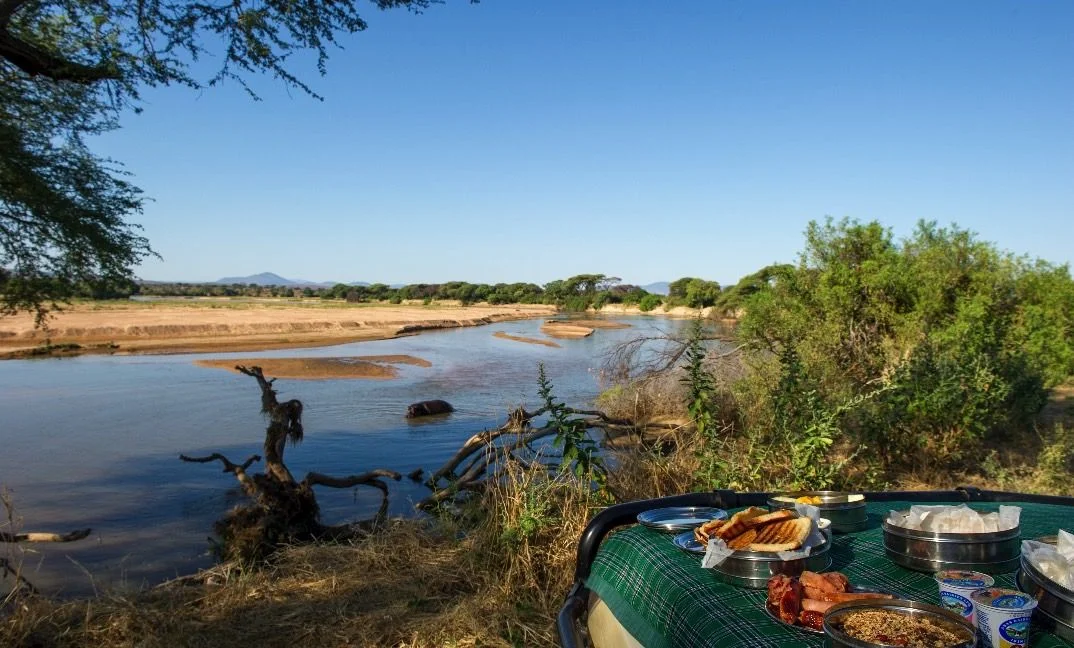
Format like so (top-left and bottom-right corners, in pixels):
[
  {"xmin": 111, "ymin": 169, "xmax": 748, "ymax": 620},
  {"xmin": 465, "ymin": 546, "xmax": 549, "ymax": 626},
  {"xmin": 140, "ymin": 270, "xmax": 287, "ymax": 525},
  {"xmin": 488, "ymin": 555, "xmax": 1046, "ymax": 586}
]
[{"xmin": 585, "ymin": 500, "xmax": 1073, "ymax": 648}]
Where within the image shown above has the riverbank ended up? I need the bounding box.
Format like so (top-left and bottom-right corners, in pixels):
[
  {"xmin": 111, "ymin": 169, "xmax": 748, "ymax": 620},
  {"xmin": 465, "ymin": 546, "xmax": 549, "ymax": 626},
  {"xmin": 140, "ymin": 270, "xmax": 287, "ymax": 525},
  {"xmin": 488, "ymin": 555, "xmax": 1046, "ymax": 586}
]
[{"xmin": 0, "ymin": 301, "xmax": 558, "ymax": 359}]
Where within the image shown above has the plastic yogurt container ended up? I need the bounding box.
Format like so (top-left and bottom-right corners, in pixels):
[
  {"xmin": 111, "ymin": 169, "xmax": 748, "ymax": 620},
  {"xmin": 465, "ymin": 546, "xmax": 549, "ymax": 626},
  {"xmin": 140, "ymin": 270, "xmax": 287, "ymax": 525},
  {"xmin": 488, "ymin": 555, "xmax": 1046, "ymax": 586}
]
[
  {"xmin": 935, "ymin": 569, "xmax": 995, "ymax": 626},
  {"xmin": 970, "ymin": 588, "xmax": 1037, "ymax": 648}
]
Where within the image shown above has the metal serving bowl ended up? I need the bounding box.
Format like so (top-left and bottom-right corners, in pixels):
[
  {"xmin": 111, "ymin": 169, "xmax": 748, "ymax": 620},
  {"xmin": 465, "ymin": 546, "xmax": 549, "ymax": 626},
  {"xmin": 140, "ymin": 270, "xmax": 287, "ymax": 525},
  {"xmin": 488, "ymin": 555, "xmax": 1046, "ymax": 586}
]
[
  {"xmin": 1016, "ymin": 546, "xmax": 1074, "ymax": 642},
  {"xmin": 708, "ymin": 529, "xmax": 832, "ymax": 589},
  {"xmin": 823, "ymin": 598, "xmax": 977, "ymax": 648},
  {"xmin": 882, "ymin": 511, "xmax": 1021, "ymax": 574},
  {"xmin": 768, "ymin": 491, "xmax": 869, "ymax": 534}
]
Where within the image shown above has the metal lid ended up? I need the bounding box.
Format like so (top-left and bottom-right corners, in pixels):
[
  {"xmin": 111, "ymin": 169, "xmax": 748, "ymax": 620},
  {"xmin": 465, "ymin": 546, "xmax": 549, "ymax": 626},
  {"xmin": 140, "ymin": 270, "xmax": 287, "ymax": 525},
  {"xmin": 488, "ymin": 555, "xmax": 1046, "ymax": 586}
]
[{"xmin": 636, "ymin": 506, "xmax": 727, "ymax": 533}]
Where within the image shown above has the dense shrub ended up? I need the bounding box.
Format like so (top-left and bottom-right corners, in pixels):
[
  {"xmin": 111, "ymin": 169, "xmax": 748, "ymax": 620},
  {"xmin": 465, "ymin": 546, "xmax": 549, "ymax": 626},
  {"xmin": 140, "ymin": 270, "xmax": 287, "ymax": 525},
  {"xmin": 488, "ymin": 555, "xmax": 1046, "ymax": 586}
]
[
  {"xmin": 638, "ymin": 294, "xmax": 662, "ymax": 312},
  {"xmin": 733, "ymin": 218, "xmax": 1074, "ymax": 482}
]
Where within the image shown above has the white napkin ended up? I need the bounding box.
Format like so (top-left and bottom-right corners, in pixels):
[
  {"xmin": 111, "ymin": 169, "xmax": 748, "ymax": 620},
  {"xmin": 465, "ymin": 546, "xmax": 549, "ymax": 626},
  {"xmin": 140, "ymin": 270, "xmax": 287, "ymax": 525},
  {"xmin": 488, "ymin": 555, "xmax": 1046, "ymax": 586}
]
[
  {"xmin": 892, "ymin": 504, "xmax": 1020, "ymax": 532},
  {"xmin": 1022, "ymin": 530, "xmax": 1074, "ymax": 590}
]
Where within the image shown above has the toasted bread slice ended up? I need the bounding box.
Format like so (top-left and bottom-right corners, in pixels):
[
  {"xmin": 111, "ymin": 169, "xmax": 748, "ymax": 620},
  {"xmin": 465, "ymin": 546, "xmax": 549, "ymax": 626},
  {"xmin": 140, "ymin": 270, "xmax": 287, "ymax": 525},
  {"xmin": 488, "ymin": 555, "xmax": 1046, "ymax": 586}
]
[
  {"xmin": 694, "ymin": 519, "xmax": 725, "ymax": 544},
  {"xmin": 748, "ymin": 517, "xmax": 812, "ymax": 552},
  {"xmin": 713, "ymin": 507, "xmax": 768, "ymax": 541},
  {"xmin": 742, "ymin": 509, "xmax": 796, "ymax": 529},
  {"xmin": 726, "ymin": 528, "xmax": 758, "ymax": 550}
]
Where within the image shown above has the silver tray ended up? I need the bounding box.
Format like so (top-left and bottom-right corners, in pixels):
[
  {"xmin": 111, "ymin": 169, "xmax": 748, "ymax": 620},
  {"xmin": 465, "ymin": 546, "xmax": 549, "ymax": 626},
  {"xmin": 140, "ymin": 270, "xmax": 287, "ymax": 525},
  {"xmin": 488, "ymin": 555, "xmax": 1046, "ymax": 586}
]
[
  {"xmin": 823, "ymin": 598, "xmax": 977, "ymax": 647},
  {"xmin": 882, "ymin": 511, "xmax": 1021, "ymax": 574},
  {"xmin": 636, "ymin": 506, "xmax": 727, "ymax": 533},
  {"xmin": 763, "ymin": 585, "xmax": 894, "ymax": 635},
  {"xmin": 768, "ymin": 491, "xmax": 869, "ymax": 534},
  {"xmin": 674, "ymin": 528, "xmax": 834, "ymax": 589},
  {"xmin": 1016, "ymin": 552, "xmax": 1074, "ymax": 642}
]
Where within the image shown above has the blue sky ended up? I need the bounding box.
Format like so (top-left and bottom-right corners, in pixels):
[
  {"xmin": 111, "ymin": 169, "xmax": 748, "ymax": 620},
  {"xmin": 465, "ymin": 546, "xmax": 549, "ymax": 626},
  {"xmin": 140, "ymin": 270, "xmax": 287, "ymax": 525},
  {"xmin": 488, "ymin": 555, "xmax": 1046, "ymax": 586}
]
[{"xmin": 98, "ymin": 0, "xmax": 1074, "ymax": 287}]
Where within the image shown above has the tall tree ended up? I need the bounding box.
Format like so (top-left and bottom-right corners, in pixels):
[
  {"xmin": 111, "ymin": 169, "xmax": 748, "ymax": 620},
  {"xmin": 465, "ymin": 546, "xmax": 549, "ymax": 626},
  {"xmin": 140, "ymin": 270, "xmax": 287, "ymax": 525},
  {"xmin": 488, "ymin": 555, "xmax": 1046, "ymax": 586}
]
[{"xmin": 0, "ymin": 0, "xmax": 471, "ymax": 323}]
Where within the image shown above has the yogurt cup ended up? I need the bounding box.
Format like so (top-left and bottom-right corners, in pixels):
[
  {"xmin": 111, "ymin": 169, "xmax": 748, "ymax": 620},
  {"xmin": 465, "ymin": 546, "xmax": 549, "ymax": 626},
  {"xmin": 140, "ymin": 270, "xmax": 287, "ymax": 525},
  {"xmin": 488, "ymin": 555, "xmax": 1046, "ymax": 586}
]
[
  {"xmin": 971, "ymin": 587, "xmax": 1037, "ymax": 648},
  {"xmin": 935, "ymin": 569, "xmax": 995, "ymax": 626}
]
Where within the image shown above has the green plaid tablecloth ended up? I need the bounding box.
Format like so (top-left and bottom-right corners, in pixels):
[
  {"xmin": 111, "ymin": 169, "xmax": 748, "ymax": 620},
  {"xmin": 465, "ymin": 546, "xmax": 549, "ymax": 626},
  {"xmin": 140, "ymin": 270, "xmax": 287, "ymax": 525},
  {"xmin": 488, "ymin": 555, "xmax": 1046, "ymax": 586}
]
[{"xmin": 586, "ymin": 500, "xmax": 1074, "ymax": 648}]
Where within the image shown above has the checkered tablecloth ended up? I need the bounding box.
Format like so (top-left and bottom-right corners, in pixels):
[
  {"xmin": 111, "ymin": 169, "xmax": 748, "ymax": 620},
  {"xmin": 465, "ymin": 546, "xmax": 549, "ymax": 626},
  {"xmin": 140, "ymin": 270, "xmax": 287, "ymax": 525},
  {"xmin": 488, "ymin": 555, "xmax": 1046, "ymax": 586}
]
[{"xmin": 585, "ymin": 500, "xmax": 1074, "ymax": 648}]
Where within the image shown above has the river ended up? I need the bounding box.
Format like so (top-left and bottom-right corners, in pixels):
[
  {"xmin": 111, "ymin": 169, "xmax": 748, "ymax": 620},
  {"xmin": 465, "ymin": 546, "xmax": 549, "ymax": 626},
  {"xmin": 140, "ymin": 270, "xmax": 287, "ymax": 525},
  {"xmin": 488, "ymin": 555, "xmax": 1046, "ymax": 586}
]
[{"xmin": 0, "ymin": 316, "xmax": 684, "ymax": 596}]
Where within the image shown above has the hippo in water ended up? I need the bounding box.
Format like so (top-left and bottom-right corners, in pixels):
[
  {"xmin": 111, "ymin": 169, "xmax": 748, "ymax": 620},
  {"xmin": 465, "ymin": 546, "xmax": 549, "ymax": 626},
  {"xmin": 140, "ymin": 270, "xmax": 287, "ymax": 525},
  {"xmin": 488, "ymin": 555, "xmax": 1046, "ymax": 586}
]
[{"xmin": 406, "ymin": 399, "xmax": 454, "ymax": 418}]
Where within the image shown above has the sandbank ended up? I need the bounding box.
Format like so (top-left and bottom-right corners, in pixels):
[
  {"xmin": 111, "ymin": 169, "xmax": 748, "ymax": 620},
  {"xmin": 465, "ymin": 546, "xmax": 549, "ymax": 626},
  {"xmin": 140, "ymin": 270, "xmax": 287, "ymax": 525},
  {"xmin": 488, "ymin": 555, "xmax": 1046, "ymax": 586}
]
[
  {"xmin": 540, "ymin": 322, "xmax": 595, "ymax": 339},
  {"xmin": 194, "ymin": 355, "xmax": 432, "ymax": 380},
  {"xmin": 0, "ymin": 301, "xmax": 557, "ymax": 359},
  {"xmin": 492, "ymin": 331, "xmax": 561, "ymax": 348}
]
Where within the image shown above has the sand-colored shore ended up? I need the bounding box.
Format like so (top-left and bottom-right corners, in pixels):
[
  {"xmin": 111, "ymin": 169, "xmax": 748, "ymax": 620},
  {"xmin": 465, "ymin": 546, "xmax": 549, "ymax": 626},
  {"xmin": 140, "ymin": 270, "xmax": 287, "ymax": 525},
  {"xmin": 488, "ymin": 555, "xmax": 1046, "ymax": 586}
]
[
  {"xmin": 194, "ymin": 354, "xmax": 432, "ymax": 380},
  {"xmin": 492, "ymin": 331, "xmax": 562, "ymax": 348},
  {"xmin": 0, "ymin": 301, "xmax": 558, "ymax": 359}
]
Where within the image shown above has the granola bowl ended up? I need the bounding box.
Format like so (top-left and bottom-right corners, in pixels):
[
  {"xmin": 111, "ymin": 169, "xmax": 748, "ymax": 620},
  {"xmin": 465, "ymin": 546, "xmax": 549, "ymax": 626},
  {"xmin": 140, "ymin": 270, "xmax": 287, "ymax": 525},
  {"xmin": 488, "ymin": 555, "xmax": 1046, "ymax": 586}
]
[{"xmin": 823, "ymin": 598, "xmax": 976, "ymax": 647}]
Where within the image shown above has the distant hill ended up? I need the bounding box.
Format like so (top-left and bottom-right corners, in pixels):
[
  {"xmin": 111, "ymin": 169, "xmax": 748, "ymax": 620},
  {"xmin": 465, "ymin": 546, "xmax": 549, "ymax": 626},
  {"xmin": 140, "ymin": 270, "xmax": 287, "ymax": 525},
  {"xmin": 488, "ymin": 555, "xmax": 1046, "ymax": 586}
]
[
  {"xmin": 213, "ymin": 272, "xmax": 344, "ymax": 287},
  {"xmin": 641, "ymin": 281, "xmax": 670, "ymax": 295}
]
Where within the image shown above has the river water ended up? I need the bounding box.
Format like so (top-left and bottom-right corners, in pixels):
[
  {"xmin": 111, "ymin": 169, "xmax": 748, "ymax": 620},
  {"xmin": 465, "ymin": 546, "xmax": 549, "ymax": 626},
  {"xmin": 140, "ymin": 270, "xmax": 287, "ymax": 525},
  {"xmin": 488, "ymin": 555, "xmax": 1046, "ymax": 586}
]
[{"xmin": 0, "ymin": 316, "xmax": 683, "ymax": 596}]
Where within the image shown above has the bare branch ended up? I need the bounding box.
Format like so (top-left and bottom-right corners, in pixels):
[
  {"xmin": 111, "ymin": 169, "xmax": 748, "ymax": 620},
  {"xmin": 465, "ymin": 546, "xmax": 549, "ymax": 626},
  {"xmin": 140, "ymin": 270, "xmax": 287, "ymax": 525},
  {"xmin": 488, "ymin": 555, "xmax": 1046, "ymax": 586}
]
[
  {"xmin": 303, "ymin": 469, "xmax": 402, "ymax": 489},
  {"xmin": 179, "ymin": 453, "xmax": 263, "ymax": 500}
]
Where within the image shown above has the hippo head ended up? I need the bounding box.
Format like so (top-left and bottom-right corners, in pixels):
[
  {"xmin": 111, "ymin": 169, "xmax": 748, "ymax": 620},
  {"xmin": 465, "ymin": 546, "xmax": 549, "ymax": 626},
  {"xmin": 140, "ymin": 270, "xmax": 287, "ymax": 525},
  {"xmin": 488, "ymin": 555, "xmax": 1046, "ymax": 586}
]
[{"xmin": 406, "ymin": 404, "xmax": 420, "ymax": 418}]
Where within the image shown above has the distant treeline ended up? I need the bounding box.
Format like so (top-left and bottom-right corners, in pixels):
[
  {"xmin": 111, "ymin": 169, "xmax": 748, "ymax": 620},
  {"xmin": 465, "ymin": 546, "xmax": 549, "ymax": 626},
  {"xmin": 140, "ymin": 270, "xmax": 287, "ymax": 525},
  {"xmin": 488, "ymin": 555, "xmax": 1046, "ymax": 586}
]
[{"xmin": 94, "ymin": 273, "xmax": 782, "ymax": 314}]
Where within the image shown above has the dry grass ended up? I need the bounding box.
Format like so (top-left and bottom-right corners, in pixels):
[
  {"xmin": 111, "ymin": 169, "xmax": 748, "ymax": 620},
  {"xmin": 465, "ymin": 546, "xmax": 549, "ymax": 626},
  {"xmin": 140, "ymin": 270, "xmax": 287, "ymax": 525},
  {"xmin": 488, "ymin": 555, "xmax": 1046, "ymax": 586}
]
[
  {"xmin": 1, "ymin": 460, "xmax": 599, "ymax": 648},
  {"xmin": 5, "ymin": 382, "xmax": 1072, "ymax": 648}
]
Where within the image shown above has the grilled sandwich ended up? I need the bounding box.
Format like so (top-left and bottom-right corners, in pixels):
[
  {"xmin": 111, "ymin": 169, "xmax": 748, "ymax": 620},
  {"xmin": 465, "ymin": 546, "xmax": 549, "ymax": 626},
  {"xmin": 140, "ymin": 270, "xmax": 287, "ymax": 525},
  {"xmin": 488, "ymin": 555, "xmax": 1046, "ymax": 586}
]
[
  {"xmin": 694, "ymin": 518, "xmax": 725, "ymax": 544},
  {"xmin": 713, "ymin": 507, "xmax": 768, "ymax": 541},
  {"xmin": 746, "ymin": 516, "xmax": 812, "ymax": 552}
]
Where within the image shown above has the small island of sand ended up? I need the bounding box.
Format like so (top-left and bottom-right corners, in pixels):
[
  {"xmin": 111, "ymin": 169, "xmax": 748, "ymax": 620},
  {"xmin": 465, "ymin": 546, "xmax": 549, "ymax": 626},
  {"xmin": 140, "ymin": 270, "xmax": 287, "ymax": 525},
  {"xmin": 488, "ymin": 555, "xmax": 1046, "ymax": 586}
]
[
  {"xmin": 492, "ymin": 331, "xmax": 562, "ymax": 348},
  {"xmin": 194, "ymin": 354, "xmax": 431, "ymax": 380}
]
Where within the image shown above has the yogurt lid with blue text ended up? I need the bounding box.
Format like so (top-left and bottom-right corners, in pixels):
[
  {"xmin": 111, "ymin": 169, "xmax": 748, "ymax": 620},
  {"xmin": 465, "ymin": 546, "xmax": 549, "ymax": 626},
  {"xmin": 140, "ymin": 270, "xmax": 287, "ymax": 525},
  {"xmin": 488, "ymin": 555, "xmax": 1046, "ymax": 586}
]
[
  {"xmin": 970, "ymin": 587, "xmax": 1037, "ymax": 610},
  {"xmin": 935, "ymin": 569, "xmax": 995, "ymax": 589}
]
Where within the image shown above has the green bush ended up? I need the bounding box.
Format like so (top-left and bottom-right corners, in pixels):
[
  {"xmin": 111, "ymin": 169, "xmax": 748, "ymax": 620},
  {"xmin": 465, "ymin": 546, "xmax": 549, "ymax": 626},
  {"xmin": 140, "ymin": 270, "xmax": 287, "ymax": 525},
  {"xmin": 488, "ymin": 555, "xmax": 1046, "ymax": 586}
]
[
  {"xmin": 638, "ymin": 294, "xmax": 662, "ymax": 312},
  {"xmin": 729, "ymin": 218, "xmax": 1074, "ymax": 484}
]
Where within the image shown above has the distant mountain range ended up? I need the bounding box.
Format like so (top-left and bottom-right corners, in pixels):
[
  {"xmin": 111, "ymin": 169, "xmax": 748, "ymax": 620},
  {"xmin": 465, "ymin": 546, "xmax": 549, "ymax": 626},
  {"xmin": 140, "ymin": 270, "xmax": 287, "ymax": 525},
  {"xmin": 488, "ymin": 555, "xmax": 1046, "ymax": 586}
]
[
  {"xmin": 213, "ymin": 273, "xmax": 369, "ymax": 288},
  {"xmin": 641, "ymin": 282, "xmax": 670, "ymax": 295}
]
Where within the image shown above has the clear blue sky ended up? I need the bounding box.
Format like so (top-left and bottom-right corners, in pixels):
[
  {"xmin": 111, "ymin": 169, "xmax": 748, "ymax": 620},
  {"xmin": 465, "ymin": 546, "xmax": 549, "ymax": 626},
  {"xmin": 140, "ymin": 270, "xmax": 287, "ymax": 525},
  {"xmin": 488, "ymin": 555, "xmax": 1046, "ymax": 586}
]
[{"xmin": 97, "ymin": 0, "xmax": 1074, "ymax": 287}]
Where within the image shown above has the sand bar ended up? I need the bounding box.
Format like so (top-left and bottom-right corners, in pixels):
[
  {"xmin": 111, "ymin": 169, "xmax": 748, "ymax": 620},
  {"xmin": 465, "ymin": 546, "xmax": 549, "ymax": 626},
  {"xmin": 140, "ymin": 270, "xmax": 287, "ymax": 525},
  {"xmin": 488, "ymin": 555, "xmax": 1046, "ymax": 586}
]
[
  {"xmin": 492, "ymin": 331, "xmax": 561, "ymax": 348},
  {"xmin": 0, "ymin": 301, "xmax": 557, "ymax": 359},
  {"xmin": 194, "ymin": 356, "xmax": 429, "ymax": 380},
  {"xmin": 540, "ymin": 322, "xmax": 595, "ymax": 339}
]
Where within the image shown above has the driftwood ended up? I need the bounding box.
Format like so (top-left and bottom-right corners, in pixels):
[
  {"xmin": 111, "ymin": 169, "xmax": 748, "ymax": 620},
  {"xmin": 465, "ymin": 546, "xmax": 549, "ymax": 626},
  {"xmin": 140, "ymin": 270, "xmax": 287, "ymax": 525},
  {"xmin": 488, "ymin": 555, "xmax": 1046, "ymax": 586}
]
[
  {"xmin": 180, "ymin": 366, "xmax": 401, "ymax": 562},
  {"xmin": 418, "ymin": 404, "xmax": 680, "ymax": 510}
]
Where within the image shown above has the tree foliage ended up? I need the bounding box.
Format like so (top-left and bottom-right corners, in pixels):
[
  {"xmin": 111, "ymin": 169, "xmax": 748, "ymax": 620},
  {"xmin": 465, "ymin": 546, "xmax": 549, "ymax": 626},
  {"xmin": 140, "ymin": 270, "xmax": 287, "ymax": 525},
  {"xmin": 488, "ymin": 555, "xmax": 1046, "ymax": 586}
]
[
  {"xmin": 735, "ymin": 218, "xmax": 1074, "ymax": 476},
  {"xmin": 0, "ymin": 0, "xmax": 473, "ymax": 321}
]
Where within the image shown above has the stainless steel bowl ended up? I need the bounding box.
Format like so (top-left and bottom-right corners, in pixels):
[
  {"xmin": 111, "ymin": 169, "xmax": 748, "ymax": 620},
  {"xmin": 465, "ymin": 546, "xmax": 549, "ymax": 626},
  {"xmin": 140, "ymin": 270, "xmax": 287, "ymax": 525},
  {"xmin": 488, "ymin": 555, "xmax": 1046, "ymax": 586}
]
[
  {"xmin": 708, "ymin": 530, "xmax": 832, "ymax": 589},
  {"xmin": 882, "ymin": 511, "xmax": 1021, "ymax": 574},
  {"xmin": 823, "ymin": 598, "xmax": 977, "ymax": 647},
  {"xmin": 1016, "ymin": 552, "xmax": 1074, "ymax": 642},
  {"xmin": 768, "ymin": 491, "xmax": 869, "ymax": 533}
]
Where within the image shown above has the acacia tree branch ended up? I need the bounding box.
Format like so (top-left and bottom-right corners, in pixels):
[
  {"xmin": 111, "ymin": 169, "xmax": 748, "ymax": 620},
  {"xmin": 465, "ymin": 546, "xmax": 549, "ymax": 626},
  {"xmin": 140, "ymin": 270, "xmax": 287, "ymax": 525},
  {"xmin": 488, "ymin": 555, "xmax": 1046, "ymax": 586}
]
[{"xmin": 0, "ymin": 31, "xmax": 121, "ymax": 82}]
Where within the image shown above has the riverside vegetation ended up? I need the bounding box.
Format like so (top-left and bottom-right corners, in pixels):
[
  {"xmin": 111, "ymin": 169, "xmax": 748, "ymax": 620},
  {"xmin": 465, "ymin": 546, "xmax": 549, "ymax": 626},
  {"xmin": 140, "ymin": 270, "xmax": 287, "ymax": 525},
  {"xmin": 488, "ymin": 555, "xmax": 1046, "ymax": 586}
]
[{"xmin": 3, "ymin": 219, "xmax": 1074, "ymax": 647}]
